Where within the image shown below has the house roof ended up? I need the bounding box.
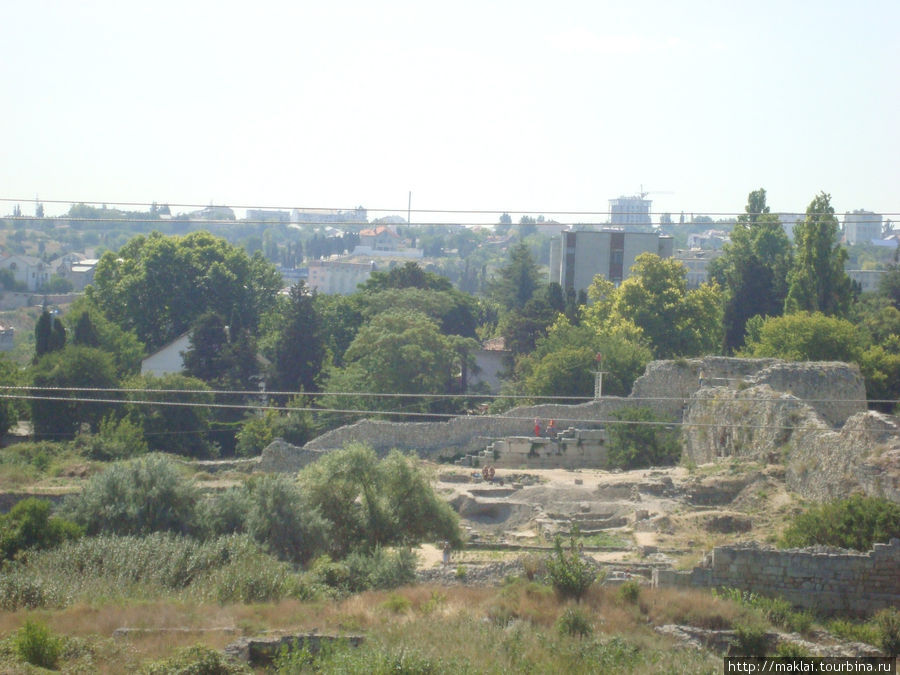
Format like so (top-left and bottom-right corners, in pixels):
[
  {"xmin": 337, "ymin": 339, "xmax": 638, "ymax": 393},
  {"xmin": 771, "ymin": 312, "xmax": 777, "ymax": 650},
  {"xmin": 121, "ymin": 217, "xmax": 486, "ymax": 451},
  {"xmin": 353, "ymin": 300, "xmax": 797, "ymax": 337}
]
[{"xmin": 359, "ymin": 225, "xmax": 399, "ymax": 238}]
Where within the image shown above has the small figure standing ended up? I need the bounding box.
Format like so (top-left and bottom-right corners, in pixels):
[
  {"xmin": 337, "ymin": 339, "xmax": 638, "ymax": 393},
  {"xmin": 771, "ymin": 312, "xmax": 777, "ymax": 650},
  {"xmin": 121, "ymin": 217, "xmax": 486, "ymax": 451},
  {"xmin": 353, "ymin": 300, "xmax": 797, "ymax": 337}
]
[
  {"xmin": 534, "ymin": 419, "xmax": 542, "ymax": 437},
  {"xmin": 547, "ymin": 419, "xmax": 556, "ymax": 439},
  {"xmin": 442, "ymin": 540, "xmax": 451, "ymax": 566},
  {"xmin": 698, "ymin": 369, "xmax": 705, "ymax": 388},
  {"xmin": 486, "ymin": 465, "xmax": 496, "ymax": 482}
]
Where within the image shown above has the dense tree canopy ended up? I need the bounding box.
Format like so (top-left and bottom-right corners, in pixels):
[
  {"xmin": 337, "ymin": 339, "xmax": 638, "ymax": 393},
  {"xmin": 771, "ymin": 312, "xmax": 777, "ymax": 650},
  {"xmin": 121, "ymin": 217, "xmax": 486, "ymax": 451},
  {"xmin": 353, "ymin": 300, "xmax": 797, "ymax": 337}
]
[
  {"xmin": 320, "ymin": 309, "xmax": 477, "ymax": 418},
  {"xmin": 89, "ymin": 231, "xmax": 282, "ymax": 351},
  {"xmin": 589, "ymin": 254, "xmax": 723, "ymax": 359},
  {"xmin": 741, "ymin": 311, "xmax": 862, "ymax": 362},
  {"xmin": 490, "ymin": 243, "xmax": 542, "ymax": 311},
  {"xmin": 265, "ymin": 281, "xmax": 326, "ymax": 393},
  {"xmin": 710, "ymin": 188, "xmax": 792, "ymax": 352},
  {"xmin": 516, "ymin": 317, "xmax": 652, "ymax": 401},
  {"xmin": 30, "ymin": 346, "xmax": 119, "ymax": 439},
  {"xmin": 785, "ymin": 193, "xmax": 853, "ymax": 316}
]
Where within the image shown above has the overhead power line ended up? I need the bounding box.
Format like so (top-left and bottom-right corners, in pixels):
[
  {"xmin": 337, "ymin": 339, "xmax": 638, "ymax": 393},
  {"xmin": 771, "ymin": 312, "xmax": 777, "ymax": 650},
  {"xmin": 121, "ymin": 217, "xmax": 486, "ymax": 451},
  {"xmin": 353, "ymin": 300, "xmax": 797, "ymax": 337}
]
[
  {"xmin": 2, "ymin": 385, "xmax": 895, "ymax": 406},
  {"xmin": 1, "ymin": 197, "xmax": 895, "ymax": 220},
  {"xmin": 2, "ymin": 390, "xmax": 889, "ymax": 435}
]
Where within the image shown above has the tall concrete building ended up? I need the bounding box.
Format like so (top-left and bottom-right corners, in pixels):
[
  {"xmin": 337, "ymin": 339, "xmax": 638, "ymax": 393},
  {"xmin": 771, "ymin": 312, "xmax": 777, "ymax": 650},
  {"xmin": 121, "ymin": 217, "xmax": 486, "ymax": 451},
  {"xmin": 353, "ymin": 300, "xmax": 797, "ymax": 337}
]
[
  {"xmin": 608, "ymin": 195, "xmax": 652, "ymax": 229},
  {"xmin": 549, "ymin": 230, "xmax": 674, "ymax": 293},
  {"xmin": 843, "ymin": 210, "xmax": 882, "ymax": 244}
]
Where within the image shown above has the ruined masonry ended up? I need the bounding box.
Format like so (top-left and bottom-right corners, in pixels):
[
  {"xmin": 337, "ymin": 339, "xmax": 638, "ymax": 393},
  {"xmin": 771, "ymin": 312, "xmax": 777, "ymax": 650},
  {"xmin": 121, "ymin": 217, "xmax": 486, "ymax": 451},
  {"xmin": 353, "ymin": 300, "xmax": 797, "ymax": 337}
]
[
  {"xmin": 653, "ymin": 539, "xmax": 900, "ymax": 617},
  {"xmin": 261, "ymin": 357, "xmax": 900, "ymax": 502}
]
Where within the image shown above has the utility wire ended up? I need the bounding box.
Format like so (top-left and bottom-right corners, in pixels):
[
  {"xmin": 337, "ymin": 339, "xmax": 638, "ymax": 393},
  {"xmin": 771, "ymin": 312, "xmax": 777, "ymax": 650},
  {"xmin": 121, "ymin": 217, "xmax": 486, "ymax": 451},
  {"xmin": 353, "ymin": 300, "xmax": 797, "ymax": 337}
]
[
  {"xmin": 1, "ymin": 385, "xmax": 895, "ymax": 406},
  {"xmin": 1, "ymin": 392, "xmax": 896, "ymax": 435},
  {"xmin": 1, "ymin": 197, "xmax": 894, "ymax": 219}
]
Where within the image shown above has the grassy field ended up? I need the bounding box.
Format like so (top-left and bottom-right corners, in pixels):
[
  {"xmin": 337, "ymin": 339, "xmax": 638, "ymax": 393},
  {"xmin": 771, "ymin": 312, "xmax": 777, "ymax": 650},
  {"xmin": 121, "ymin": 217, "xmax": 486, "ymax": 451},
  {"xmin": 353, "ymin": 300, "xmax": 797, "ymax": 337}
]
[{"xmin": 0, "ymin": 582, "xmax": 749, "ymax": 673}]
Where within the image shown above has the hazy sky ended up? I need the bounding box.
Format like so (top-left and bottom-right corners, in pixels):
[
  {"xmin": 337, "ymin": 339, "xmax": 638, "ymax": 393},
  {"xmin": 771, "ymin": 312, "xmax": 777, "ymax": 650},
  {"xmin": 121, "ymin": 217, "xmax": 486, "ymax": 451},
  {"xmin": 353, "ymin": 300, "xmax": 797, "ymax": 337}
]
[{"xmin": 2, "ymin": 0, "xmax": 897, "ymax": 223}]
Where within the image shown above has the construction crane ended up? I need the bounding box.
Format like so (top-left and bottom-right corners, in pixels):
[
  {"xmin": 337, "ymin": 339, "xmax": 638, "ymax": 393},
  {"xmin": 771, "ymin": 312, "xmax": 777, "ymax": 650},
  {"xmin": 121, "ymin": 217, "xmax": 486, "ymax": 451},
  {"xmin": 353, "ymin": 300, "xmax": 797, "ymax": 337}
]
[{"xmin": 638, "ymin": 185, "xmax": 674, "ymax": 200}]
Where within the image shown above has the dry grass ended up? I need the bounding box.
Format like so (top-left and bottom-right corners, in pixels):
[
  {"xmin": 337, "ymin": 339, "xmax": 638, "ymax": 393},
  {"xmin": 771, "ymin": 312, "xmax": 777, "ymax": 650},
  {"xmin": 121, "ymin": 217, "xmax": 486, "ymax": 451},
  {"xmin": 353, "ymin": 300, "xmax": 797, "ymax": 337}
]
[{"xmin": 0, "ymin": 584, "xmax": 735, "ymax": 673}]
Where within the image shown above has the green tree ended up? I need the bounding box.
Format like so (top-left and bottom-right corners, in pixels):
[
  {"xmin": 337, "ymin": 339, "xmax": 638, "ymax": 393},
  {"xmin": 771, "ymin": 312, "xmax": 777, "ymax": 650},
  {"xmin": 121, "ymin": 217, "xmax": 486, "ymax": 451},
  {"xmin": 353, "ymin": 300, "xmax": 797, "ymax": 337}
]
[
  {"xmin": 266, "ymin": 281, "xmax": 326, "ymax": 393},
  {"xmin": 182, "ymin": 312, "xmax": 230, "ymax": 383},
  {"xmin": 0, "ymin": 354, "xmax": 19, "ymax": 437},
  {"xmin": 241, "ymin": 474, "xmax": 327, "ymax": 563},
  {"xmin": 299, "ymin": 443, "xmax": 461, "ymax": 556},
  {"xmin": 360, "ymin": 287, "xmax": 479, "ymax": 339},
  {"xmin": 517, "ymin": 318, "xmax": 652, "ymax": 401},
  {"xmin": 123, "ymin": 373, "xmax": 215, "ymax": 458},
  {"xmin": 360, "ymin": 261, "xmax": 452, "ymax": 293},
  {"xmin": 785, "ymin": 192, "xmax": 853, "ymax": 316},
  {"xmin": 88, "ymin": 231, "xmax": 281, "ymax": 351},
  {"xmin": 64, "ymin": 299, "xmax": 144, "ymax": 378},
  {"xmin": 741, "ymin": 311, "xmax": 862, "ymax": 362},
  {"xmin": 490, "ymin": 243, "xmax": 542, "ymax": 311},
  {"xmin": 34, "ymin": 310, "xmax": 66, "ymax": 361},
  {"xmin": 30, "ymin": 346, "xmax": 119, "ymax": 439},
  {"xmin": 607, "ymin": 254, "xmax": 723, "ymax": 358},
  {"xmin": 710, "ymin": 189, "xmax": 792, "ymax": 352},
  {"xmin": 878, "ymin": 266, "xmax": 900, "ymax": 310},
  {"xmin": 72, "ymin": 310, "xmax": 100, "ymax": 347},
  {"xmin": 321, "ymin": 310, "xmax": 477, "ymax": 418}
]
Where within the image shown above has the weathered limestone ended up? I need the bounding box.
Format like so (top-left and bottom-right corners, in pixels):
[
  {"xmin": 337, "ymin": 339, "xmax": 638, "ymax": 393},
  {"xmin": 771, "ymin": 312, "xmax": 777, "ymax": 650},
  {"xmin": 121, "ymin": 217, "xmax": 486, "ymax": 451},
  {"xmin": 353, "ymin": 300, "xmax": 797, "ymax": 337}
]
[
  {"xmin": 257, "ymin": 439, "xmax": 328, "ymax": 473},
  {"xmin": 653, "ymin": 538, "xmax": 900, "ymax": 617},
  {"xmin": 681, "ymin": 383, "xmax": 900, "ymax": 502}
]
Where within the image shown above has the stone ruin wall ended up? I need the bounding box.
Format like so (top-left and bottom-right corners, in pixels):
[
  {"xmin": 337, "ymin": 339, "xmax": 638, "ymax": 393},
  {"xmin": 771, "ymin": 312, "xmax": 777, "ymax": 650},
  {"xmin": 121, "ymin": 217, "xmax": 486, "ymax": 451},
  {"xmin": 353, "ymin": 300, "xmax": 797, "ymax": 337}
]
[
  {"xmin": 681, "ymin": 373, "xmax": 900, "ymax": 502},
  {"xmin": 300, "ymin": 358, "xmax": 867, "ymax": 461},
  {"xmin": 302, "ymin": 397, "xmax": 637, "ymax": 457},
  {"xmin": 653, "ymin": 539, "xmax": 900, "ymax": 617}
]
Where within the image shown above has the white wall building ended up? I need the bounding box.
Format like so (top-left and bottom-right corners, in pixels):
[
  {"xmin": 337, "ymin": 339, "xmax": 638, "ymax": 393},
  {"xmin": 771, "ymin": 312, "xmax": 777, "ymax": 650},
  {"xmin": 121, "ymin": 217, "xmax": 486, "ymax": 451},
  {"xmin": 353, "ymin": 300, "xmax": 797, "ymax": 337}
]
[
  {"xmin": 307, "ymin": 259, "xmax": 375, "ymax": 295},
  {"xmin": 843, "ymin": 210, "xmax": 883, "ymax": 245},
  {"xmin": 549, "ymin": 230, "xmax": 674, "ymax": 293}
]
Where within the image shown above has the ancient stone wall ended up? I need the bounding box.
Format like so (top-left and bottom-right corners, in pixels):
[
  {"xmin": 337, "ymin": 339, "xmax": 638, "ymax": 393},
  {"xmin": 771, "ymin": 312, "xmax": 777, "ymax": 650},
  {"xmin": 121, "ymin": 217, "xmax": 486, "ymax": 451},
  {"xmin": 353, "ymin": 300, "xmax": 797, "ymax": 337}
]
[
  {"xmin": 303, "ymin": 397, "xmax": 638, "ymax": 457},
  {"xmin": 653, "ymin": 539, "xmax": 900, "ymax": 616},
  {"xmin": 297, "ymin": 358, "xmax": 872, "ymax": 465}
]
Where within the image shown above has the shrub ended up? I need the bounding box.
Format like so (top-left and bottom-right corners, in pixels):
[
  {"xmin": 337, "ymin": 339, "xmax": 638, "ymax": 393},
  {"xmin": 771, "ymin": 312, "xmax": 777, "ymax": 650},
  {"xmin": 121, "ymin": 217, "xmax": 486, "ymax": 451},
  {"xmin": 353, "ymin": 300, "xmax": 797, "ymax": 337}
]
[
  {"xmin": 235, "ymin": 413, "xmax": 274, "ymax": 457},
  {"xmin": 243, "ymin": 474, "xmax": 327, "ymax": 564},
  {"xmin": 74, "ymin": 415, "xmax": 148, "ymax": 461},
  {"xmin": 0, "ymin": 497, "xmax": 82, "ymax": 560},
  {"xmin": 545, "ymin": 536, "xmax": 596, "ymax": 602},
  {"xmin": 15, "ymin": 619, "xmax": 62, "ymax": 669},
  {"xmin": 62, "ymin": 454, "xmax": 198, "ymax": 536},
  {"xmin": 198, "ymin": 487, "xmax": 251, "ymax": 538},
  {"xmin": 617, "ymin": 580, "xmax": 641, "ymax": 605},
  {"xmin": 606, "ymin": 407, "xmax": 681, "ymax": 469},
  {"xmin": 144, "ymin": 644, "xmax": 249, "ymax": 674},
  {"xmin": 0, "ymin": 533, "xmax": 288, "ymax": 608},
  {"xmin": 780, "ymin": 494, "xmax": 900, "ymax": 550},
  {"xmin": 203, "ymin": 551, "xmax": 303, "ymax": 605},
  {"xmin": 343, "ymin": 547, "xmax": 417, "ymax": 592},
  {"xmin": 381, "ymin": 593, "xmax": 412, "ymax": 614},
  {"xmin": 557, "ymin": 606, "xmax": 593, "ymax": 637},
  {"xmin": 521, "ymin": 552, "xmax": 545, "ymax": 581},
  {"xmin": 875, "ymin": 608, "xmax": 900, "ymax": 657},
  {"xmin": 731, "ymin": 623, "xmax": 770, "ymax": 656}
]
